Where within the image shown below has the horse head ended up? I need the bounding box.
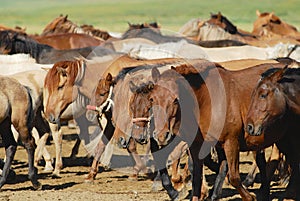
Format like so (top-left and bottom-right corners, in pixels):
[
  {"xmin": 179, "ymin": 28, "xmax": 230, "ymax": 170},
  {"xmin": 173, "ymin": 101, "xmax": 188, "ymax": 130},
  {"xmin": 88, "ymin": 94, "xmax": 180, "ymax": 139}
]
[
  {"xmin": 41, "ymin": 14, "xmax": 80, "ymax": 36},
  {"xmin": 252, "ymin": 10, "xmax": 300, "ymax": 39},
  {"xmin": 86, "ymin": 73, "xmax": 115, "ymax": 122},
  {"xmin": 245, "ymin": 66, "xmax": 288, "ymax": 147},
  {"xmin": 43, "ymin": 59, "xmax": 84, "ymax": 123},
  {"xmin": 129, "ymin": 67, "xmax": 180, "ymax": 146},
  {"xmin": 208, "ymin": 12, "xmax": 237, "ymax": 34}
]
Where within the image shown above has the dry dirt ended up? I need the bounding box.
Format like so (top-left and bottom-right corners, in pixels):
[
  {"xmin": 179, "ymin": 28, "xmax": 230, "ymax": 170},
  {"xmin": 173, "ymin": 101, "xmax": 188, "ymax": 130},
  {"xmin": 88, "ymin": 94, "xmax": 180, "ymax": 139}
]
[{"xmin": 0, "ymin": 126, "xmax": 287, "ymax": 201}]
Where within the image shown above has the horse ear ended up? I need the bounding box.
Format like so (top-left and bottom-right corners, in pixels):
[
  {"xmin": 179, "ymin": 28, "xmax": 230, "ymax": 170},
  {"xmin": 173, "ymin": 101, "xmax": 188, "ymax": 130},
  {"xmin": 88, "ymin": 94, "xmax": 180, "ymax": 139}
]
[
  {"xmin": 129, "ymin": 80, "xmax": 137, "ymax": 92},
  {"xmin": 106, "ymin": 73, "xmax": 113, "ymax": 82},
  {"xmin": 217, "ymin": 12, "xmax": 222, "ymax": 20},
  {"xmin": 57, "ymin": 67, "xmax": 67, "ymax": 77},
  {"xmin": 64, "ymin": 15, "xmax": 68, "ymax": 22},
  {"xmin": 256, "ymin": 10, "xmax": 261, "ymax": 17},
  {"xmin": 151, "ymin": 67, "xmax": 160, "ymax": 83},
  {"xmin": 270, "ymin": 66, "xmax": 288, "ymax": 82}
]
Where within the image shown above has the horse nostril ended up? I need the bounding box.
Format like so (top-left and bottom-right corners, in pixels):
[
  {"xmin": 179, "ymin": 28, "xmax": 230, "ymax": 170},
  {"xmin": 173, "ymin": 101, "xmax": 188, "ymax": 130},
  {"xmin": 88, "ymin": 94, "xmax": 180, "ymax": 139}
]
[
  {"xmin": 49, "ymin": 114, "xmax": 56, "ymax": 123},
  {"xmin": 247, "ymin": 124, "xmax": 254, "ymax": 135}
]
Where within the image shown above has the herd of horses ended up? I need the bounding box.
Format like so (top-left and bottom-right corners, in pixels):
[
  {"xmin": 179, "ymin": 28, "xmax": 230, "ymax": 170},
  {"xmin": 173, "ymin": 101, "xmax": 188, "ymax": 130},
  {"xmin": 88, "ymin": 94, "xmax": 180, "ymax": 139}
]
[{"xmin": 0, "ymin": 10, "xmax": 300, "ymax": 201}]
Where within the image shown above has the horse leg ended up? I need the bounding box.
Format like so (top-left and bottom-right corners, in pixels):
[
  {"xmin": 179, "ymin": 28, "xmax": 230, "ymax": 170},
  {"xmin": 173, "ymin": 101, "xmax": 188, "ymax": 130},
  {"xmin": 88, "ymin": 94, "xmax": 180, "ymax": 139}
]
[
  {"xmin": 49, "ymin": 122, "xmax": 63, "ymax": 178},
  {"xmin": 85, "ymin": 112, "xmax": 115, "ymax": 182},
  {"xmin": 224, "ymin": 138, "xmax": 254, "ymax": 201},
  {"xmin": 12, "ymin": 119, "xmax": 41, "ymax": 189},
  {"xmin": 70, "ymin": 136, "xmax": 81, "ymax": 159},
  {"xmin": 127, "ymin": 138, "xmax": 147, "ymax": 180},
  {"xmin": 150, "ymin": 137, "xmax": 179, "ymax": 200},
  {"xmin": 284, "ymin": 159, "xmax": 299, "ymax": 200},
  {"xmin": 255, "ymin": 150, "xmax": 270, "ymax": 201},
  {"xmin": 0, "ymin": 121, "xmax": 18, "ymax": 189},
  {"xmin": 243, "ymin": 152, "xmax": 258, "ymax": 188},
  {"xmin": 211, "ymin": 147, "xmax": 228, "ymax": 201}
]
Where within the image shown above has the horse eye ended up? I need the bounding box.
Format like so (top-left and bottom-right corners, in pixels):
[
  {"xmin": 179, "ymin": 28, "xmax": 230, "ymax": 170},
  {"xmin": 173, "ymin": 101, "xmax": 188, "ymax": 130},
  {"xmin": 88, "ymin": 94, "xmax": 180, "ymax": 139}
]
[
  {"xmin": 99, "ymin": 93, "xmax": 106, "ymax": 97},
  {"xmin": 149, "ymin": 98, "xmax": 153, "ymax": 102},
  {"xmin": 57, "ymin": 85, "xmax": 64, "ymax": 90},
  {"xmin": 260, "ymin": 93, "xmax": 267, "ymax": 99}
]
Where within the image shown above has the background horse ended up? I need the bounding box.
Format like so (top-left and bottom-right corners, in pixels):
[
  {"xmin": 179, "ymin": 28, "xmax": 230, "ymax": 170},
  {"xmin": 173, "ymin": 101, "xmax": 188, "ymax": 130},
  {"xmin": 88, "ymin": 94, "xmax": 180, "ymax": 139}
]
[
  {"xmin": 33, "ymin": 33, "xmax": 104, "ymax": 50},
  {"xmin": 0, "ymin": 30, "xmax": 115, "ymax": 64},
  {"xmin": 245, "ymin": 67, "xmax": 300, "ymax": 200},
  {"xmin": 0, "ymin": 76, "xmax": 41, "ymax": 190},
  {"xmin": 40, "ymin": 14, "xmax": 114, "ymax": 41}
]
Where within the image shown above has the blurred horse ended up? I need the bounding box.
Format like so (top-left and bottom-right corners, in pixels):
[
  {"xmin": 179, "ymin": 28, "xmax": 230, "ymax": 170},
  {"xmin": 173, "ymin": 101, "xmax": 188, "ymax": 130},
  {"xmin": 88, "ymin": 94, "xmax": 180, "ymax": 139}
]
[
  {"xmin": 33, "ymin": 33, "xmax": 104, "ymax": 50},
  {"xmin": 0, "ymin": 30, "xmax": 114, "ymax": 64},
  {"xmin": 253, "ymin": 10, "xmax": 300, "ymax": 41},
  {"xmin": 41, "ymin": 15, "xmax": 113, "ymax": 41}
]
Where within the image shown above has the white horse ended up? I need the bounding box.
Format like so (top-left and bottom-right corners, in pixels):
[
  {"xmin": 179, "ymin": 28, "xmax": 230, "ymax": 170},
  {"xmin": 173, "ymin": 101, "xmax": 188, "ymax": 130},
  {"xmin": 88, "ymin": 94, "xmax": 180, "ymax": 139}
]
[{"xmin": 119, "ymin": 39, "xmax": 300, "ymax": 62}]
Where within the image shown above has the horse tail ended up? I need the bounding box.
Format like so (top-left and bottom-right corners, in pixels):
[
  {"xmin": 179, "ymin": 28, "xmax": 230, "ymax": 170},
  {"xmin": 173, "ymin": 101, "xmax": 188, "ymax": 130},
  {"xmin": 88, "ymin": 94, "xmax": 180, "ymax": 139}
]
[{"xmin": 24, "ymin": 86, "xmax": 34, "ymax": 132}]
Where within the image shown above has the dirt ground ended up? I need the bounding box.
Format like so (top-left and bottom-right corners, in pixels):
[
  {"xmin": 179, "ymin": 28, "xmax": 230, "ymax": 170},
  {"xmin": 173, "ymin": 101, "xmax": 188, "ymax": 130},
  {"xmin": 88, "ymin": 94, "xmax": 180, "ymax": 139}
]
[{"xmin": 0, "ymin": 126, "xmax": 288, "ymax": 201}]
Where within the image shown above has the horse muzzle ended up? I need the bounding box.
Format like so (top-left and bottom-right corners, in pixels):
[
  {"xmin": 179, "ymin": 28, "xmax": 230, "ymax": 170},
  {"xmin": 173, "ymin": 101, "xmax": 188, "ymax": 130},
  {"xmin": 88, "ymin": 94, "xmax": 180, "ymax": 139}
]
[{"xmin": 246, "ymin": 123, "xmax": 262, "ymax": 136}]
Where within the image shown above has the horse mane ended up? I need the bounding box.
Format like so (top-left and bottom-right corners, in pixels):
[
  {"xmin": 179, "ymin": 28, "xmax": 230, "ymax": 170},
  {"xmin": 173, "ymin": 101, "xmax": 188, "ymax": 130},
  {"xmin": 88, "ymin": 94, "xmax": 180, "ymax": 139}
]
[
  {"xmin": 261, "ymin": 67, "xmax": 300, "ymax": 80},
  {"xmin": 45, "ymin": 60, "xmax": 81, "ymax": 92},
  {"xmin": 209, "ymin": 12, "xmax": 237, "ymax": 34},
  {"xmin": 42, "ymin": 15, "xmax": 68, "ymax": 34}
]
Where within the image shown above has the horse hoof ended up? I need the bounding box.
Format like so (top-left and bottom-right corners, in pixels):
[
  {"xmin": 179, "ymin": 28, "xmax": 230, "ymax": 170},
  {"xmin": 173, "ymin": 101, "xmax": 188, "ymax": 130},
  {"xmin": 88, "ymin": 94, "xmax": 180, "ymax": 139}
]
[
  {"xmin": 51, "ymin": 173, "xmax": 61, "ymax": 179},
  {"xmin": 175, "ymin": 186, "xmax": 189, "ymax": 201},
  {"xmin": 128, "ymin": 174, "xmax": 138, "ymax": 181},
  {"xmin": 151, "ymin": 181, "xmax": 163, "ymax": 192},
  {"xmin": 32, "ymin": 181, "xmax": 42, "ymax": 190}
]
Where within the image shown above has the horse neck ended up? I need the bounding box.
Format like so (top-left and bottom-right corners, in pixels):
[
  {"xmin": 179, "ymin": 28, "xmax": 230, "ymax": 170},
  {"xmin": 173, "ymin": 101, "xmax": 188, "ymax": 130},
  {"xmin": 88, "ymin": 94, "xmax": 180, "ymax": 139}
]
[
  {"xmin": 13, "ymin": 38, "xmax": 52, "ymax": 61},
  {"xmin": 281, "ymin": 79, "xmax": 300, "ymax": 115}
]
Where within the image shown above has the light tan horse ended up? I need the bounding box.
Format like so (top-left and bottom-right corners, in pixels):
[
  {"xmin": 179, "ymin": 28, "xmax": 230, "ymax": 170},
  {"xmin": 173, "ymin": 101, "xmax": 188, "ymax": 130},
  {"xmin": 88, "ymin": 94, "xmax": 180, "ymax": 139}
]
[
  {"xmin": 0, "ymin": 75, "xmax": 41, "ymax": 190},
  {"xmin": 253, "ymin": 10, "xmax": 300, "ymax": 41}
]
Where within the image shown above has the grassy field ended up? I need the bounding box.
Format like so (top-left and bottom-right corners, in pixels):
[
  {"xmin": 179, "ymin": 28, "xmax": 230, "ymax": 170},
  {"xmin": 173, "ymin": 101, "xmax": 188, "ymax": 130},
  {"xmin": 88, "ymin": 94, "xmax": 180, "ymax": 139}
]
[{"xmin": 0, "ymin": 0, "xmax": 300, "ymax": 35}]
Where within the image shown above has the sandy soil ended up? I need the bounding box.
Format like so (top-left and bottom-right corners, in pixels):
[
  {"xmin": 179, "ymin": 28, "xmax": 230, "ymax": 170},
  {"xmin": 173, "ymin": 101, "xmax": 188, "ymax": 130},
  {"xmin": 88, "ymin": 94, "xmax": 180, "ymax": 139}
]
[{"xmin": 0, "ymin": 126, "xmax": 287, "ymax": 201}]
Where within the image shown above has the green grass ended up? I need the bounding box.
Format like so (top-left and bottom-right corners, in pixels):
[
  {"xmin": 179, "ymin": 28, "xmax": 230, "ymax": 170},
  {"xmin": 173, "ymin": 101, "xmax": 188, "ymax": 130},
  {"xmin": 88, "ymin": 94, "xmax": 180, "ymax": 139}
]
[{"xmin": 1, "ymin": 0, "xmax": 300, "ymax": 34}]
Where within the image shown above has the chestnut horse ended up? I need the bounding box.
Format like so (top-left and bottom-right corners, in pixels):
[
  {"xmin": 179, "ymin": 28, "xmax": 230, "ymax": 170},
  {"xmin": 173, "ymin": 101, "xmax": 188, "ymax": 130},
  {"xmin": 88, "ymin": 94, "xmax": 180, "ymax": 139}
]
[
  {"xmin": 0, "ymin": 76, "xmax": 41, "ymax": 190},
  {"xmin": 33, "ymin": 33, "xmax": 104, "ymax": 50},
  {"xmin": 245, "ymin": 67, "xmax": 300, "ymax": 200},
  {"xmin": 41, "ymin": 15, "xmax": 113, "ymax": 41},
  {"xmin": 253, "ymin": 10, "xmax": 300, "ymax": 41},
  {"xmin": 128, "ymin": 60, "xmax": 288, "ymax": 200}
]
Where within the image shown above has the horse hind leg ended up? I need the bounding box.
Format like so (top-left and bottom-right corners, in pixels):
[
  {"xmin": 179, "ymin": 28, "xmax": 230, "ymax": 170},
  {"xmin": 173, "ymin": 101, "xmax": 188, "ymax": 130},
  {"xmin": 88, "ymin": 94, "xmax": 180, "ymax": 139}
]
[{"xmin": 0, "ymin": 121, "xmax": 17, "ymax": 189}]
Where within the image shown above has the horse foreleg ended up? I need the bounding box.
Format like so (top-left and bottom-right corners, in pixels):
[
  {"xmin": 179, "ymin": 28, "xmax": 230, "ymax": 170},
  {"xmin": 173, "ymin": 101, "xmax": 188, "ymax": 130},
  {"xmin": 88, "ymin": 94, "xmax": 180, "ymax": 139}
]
[
  {"xmin": 70, "ymin": 136, "xmax": 81, "ymax": 159},
  {"xmin": 85, "ymin": 114, "xmax": 115, "ymax": 182},
  {"xmin": 243, "ymin": 152, "xmax": 258, "ymax": 188},
  {"xmin": 49, "ymin": 123, "xmax": 63, "ymax": 178},
  {"xmin": 150, "ymin": 137, "xmax": 179, "ymax": 200},
  {"xmin": 255, "ymin": 150, "xmax": 271, "ymax": 201},
  {"xmin": 224, "ymin": 139, "xmax": 254, "ymax": 201},
  {"xmin": 127, "ymin": 138, "xmax": 147, "ymax": 180}
]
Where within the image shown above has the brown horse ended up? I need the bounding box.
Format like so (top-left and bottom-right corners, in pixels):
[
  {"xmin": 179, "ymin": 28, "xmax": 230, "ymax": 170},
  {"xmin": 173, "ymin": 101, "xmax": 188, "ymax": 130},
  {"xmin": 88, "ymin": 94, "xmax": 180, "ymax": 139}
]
[
  {"xmin": 0, "ymin": 76, "xmax": 41, "ymax": 190},
  {"xmin": 33, "ymin": 33, "xmax": 104, "ymax": 50},
  {"xmin": 253, "ymin": 10, "xmax": 300, "ymax": 41},
  {"xmin": 128, "ymin": 60, "xmax": 288, "ymax": 200},
  {"xmin": 245, "ymin": 67, "xmax": 300, "ymax": 200},
  {"xmin": 0, "ymin": 30, "xmax": 115, "ymax": 64},
  {"xmin": 41, "ymin": 15, "xmax": 113, "ymax": 41}
]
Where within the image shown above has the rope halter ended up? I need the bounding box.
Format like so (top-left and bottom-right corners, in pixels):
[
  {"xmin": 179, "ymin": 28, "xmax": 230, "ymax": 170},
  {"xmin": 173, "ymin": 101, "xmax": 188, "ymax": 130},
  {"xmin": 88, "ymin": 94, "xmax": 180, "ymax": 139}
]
[
  {"xmin": 86, "ymin": 86, "xmax": 114, "ymax": 117},
  {"xmin": 131, "ymin": 114, "xmax": 153, "ymax": 144}
]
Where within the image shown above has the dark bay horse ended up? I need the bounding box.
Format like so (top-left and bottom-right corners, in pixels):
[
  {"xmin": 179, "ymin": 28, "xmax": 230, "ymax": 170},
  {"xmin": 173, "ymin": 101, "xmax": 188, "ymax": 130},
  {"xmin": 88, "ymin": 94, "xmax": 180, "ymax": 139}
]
[
  {"xmin": 0, "ymin": 76, "xmax": 41, "ymax": 190},
  {"xmin": 128, "ymin": 60, "xmax": 288, "ymax": 201},
  {"xmin": 0, "ymin": 30, "xmax": 115, "ymax": 64},
  {"xmin": 245, "ymin": 67, "xmax": 300, "ymax": 200}
]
